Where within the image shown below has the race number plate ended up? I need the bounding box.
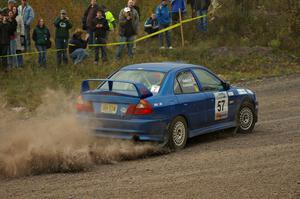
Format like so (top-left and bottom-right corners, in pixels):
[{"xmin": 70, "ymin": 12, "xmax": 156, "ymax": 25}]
[
  {"xmin": 101, "ymin": 103, "xmax": 118, "ymax": 114},
  {"xmin": 214, "ymin": 92, "xmax": 229, "ymax": 120}
]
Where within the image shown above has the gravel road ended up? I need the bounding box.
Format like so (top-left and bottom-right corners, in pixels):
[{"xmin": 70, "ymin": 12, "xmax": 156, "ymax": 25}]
[{"xmin": 0, "ymin": 75, "xmax": 299, "ymax": 199}]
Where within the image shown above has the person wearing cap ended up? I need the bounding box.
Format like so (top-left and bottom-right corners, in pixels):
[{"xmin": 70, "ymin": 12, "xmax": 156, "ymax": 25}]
[
  {"xmin": 169, "ymin": 0, "xmax": 187, "ymax": 23},
  {"xmin": 18, "ymin": 0, "xmax": 35, "ymax": 51},
  {"xmin": 92, "ymin": 9, "xmax": 109, "ymax": 64},
  {"xmin": 156, "ymin": 0, "xmax": 173, "ymax": 49},
  {"xmin": 116, "ymin": 0, "xmax": 139, "ymax": 59},
  {"xmin": 54, "ymin": 9, "xmax": 73, "ymax": 65},
  {"xmin": 82, "ymin": 0, "xmax": 99, "ymax": 45}
]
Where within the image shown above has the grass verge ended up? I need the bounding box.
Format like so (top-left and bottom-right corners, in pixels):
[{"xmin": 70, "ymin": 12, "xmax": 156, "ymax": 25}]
[{"xmin": 0, "ymin": 40, "xmax": 299, "ymax": 111}]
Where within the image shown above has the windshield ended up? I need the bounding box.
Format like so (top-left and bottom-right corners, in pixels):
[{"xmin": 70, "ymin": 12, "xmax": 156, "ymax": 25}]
[{"xmin": 98, "ymin": 70, "xmax": 165, "ymax": 96}]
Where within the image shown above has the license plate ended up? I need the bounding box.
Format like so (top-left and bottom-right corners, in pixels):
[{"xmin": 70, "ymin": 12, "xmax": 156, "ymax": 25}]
[{"xmin": 101, "ymin": 103, "xmax": 118, "ymax": 114}]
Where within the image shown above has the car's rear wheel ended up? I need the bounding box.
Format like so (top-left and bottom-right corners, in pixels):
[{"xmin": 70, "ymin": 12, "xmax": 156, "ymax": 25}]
[
  {"xmin": 236, "ymin": 101, "xmax": 256, "ymax": 134},
  {"xmin": 167, "ymin": 116, "xmax": 188, "ymax": 150}
]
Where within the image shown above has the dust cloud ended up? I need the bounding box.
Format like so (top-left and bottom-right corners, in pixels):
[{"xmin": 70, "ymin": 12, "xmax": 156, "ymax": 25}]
[{"xmin": 0, "ymin": 90, "xmax": 163, "ymax": 178}]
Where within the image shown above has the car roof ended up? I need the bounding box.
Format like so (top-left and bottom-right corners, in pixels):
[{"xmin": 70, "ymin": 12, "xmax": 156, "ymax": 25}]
[{"xmin": 121, "ymin": 62, "xmax": 206, "ymax": 73}]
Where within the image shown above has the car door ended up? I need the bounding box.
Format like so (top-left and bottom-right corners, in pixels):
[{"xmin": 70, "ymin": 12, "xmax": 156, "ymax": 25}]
[
  {"xmin": 174, "ymin": 70, "xmax": 209, "ymax": 130},
  {"xmin": 192, "ymin": 68, "xmax": 236, "ymax": 126}
]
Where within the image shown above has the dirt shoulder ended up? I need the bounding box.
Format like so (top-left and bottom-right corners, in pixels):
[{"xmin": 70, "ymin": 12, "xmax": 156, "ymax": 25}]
[{"xmin": 0, "ymin": 75, "xmax": 299, "ymax": 199}]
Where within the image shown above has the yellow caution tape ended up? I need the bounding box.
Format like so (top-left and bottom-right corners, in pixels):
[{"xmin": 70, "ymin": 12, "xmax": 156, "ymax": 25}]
[
  {"xmin": 0, "ymin": 15, "xmax": 206, "ymax": 58},
  {"xmin": 0, "ymin": 48, "xmax": 66, "ymax": 58}
]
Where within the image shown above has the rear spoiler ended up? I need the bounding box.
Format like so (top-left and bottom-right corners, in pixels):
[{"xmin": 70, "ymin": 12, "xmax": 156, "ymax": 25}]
[{"xmin": 81, "ymin": 79, "xmax": 153, "ymax": 99}]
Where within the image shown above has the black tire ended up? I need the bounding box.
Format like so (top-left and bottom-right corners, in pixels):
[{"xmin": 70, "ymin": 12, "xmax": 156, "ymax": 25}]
[
  {"xmin": 166, "ymin": 116, "xmax": 188, "ymax": 150},
  {"xmin": 236, "ymin": 101, "xmax": 256, "ymax": 134}
]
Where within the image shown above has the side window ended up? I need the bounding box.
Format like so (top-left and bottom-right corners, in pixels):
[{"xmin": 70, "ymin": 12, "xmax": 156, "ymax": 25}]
[
  {"xmin": 174, "ymin": 79, "xmax": 182, "ymax": 94},
  {"xmin": 174, "ymin": 71, "xmax": 199, "ymax": 94},
  {"xmin": 192, "ymin": 69, "xmax": 223, "ymax": 92}
]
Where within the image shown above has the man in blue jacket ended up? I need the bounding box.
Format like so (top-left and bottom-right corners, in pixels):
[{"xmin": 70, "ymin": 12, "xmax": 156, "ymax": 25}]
[
  {"xmin": 18, "ymin": 0, "xmax": 34, "ymax": 51},
  {"xmin": 169, "ymin": 0, "xmax": 187, "ymax": 23},
  {"xmin": 156, "ymin": 0, "xmax": 172, "ymax": 49}
]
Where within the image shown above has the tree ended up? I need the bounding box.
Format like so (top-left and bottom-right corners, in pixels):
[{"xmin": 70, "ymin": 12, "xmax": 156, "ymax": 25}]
[{"xmin": 287, "ymin": 0, "xmax": 300, "ymax": 35}]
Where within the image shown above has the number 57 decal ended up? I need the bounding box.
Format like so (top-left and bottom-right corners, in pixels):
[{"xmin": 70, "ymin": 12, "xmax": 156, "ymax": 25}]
[{"xmin": 214, "ymin": 92, "xmax": 229, "ymax": 120}]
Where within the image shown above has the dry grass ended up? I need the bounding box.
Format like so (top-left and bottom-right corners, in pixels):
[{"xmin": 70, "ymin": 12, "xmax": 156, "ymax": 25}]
[{"xmin": 0, "ymin": 0, "xmax": 299, "ymax": 110}]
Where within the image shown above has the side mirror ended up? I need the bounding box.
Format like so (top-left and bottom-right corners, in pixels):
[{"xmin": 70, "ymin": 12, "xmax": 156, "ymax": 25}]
[{"xmin": 222, "ymin": 82, "xmax": 231, "ymax": 91}]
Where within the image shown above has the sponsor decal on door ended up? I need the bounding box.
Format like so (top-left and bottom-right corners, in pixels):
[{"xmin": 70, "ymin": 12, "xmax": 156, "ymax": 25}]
[{"xmin": 214, "ymin": 92, "xmax": 229, "ymax": 120}]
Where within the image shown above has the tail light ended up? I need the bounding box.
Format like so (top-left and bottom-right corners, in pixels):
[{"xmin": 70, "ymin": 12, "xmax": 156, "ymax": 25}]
[
  {"xmin": 75, "ymin": 96, "xmax": 94, "ymax": 112},
  {"xmin": 126, "ymin": 99, "xmax": 153, "ymax": 115}
]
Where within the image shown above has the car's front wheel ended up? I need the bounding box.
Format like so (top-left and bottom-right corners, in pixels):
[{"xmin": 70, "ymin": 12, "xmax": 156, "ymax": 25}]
[
  {"xmin": 166, "ymin": 116, "xmax": 188, "ymax": 150},
  {"xmin": 236, "ymin": 101, "xmax": 256, "ymax": 134}
]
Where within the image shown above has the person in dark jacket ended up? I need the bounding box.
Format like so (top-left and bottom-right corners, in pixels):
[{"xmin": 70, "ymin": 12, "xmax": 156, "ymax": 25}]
[
  {"xmin": 92, "ymin": 9, "xmax": 109, "ymax": 64},
  {"xmin": 144, "ymin": 13, "xmax": 159, "ymax": 35},
  {"xmin": 68, "ymin": 29, "xmax": 88, "ymax": 65},
  {"xmin": 132, "ymin": 0, "xmax": 140, "ymax": 19},
  {"xmin": 156, "ymin": 0, "xmax": 172, "ymax": 49},
  {"xmin": 116, "ymin": 1, "xmax": 139, "ymax": 60},
  {"xmin": 100, "ymin": 5, "xmax": 116, "ymax": 31},
  {"xmin": 7, "ymin": 9, "xmax": 17, "ymax": 68},
  {"xmin": 188, "ymin": 0, "xmax": 211, "ymax": 32},
  {"xmin": 32, "ymin": 18, "xmax": 50, "ymax": 67},
  {"xmin": 169, "ymin": 0, "xmax": 187, "ymax": 23},
  {"xmin": 0, "ymin": 12, "xmax": 14, "ymax": 70},
  {"xmin": 54, "ymin": 9, "xmax": 73, "ymax": 65},
  {"xmin": 82, "ymin": 0, "xmax": 99, "ymax": 44},
  {"xmin": 2, "ymin": 0, "xmax": 17, "ymax": 16}
]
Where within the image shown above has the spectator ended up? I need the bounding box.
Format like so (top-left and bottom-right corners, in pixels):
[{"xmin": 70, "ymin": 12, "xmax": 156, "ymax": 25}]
[
  {"xmin": 13, "ymin": 6, "xmax": 25, "ymax": 67},
  {"xmin": 68, "ymin": 29, "xmax": 89, "ymax": 65},
  {"xmin": 116, "ymin": 1, "xmax": 139, "ymax": 59},
  {"xmin": 189, "ymin": 0, "xmax": 211, "ymax": 32},
  {"xmin": 82, "ymin": 0, "xmax": 99, "ymax": 44},
  {"xmin": 3, "ymin": 0, "xmax": 17, "ymax": 16},
  {"xmin": 54, "ymin": 9, "xmax": 73, "ymax": 65},
  {"xmin": 0, "ymin": 12, "xmax": 12, "ymax": 70},
  {"xmin": 18, "ymin": 0, "xmax": 34, "ymax": 52},
  {"xmin": 32, "ymin": 18, "xmax": 50, "ymax": 67},
  {"xmin": 100, "ymin": 5, "xmax": 116, "ymax": 32},
  {"xmin": 156, "ymin": 0, "xmax": 173, "ymax": 49},
  {"xmin": 169, "ymin": 0, "xmax": 187, "ymax": 23},
  {"xmin": 132, "ymin": 0, "xmax": 140, "ymax": 49},
  {"xmin": 7, "ymin": 10, "xmax": 17, "ymax": 68},
  {"xmin": 92, "ymin": 9, "xmax": 109, "ymax": 64},
  {"xmin": 144, "ymin": 13, "xmax": 159, "ymax": 35},
  {"xmin": 132, "ymin": 0, "xmax": 141, "ymax": 19}
]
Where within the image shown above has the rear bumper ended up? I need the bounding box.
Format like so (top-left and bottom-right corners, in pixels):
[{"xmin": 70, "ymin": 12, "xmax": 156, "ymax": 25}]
[{"xmin": 78, "ymin": 115, "xmax": 169, "ymax": 142}]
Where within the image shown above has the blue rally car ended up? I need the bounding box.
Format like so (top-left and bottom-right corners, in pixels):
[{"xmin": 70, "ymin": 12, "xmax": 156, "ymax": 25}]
[{"xmin": 76, "ymin": 63, "xmax": 258, "ymax": 149}]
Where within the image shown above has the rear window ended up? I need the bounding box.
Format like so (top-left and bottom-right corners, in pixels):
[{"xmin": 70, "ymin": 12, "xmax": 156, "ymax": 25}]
[{"xmin": 98, "ymin": 70, "xmax": 165, "ymax": 96}]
